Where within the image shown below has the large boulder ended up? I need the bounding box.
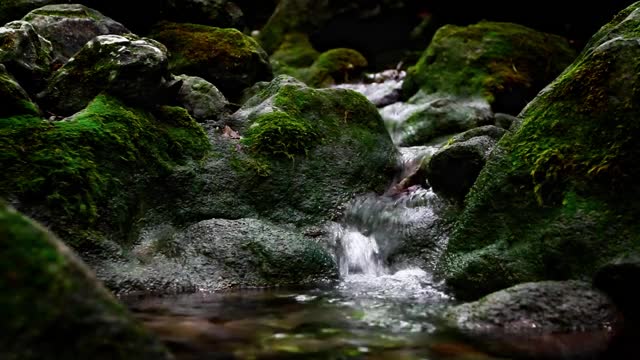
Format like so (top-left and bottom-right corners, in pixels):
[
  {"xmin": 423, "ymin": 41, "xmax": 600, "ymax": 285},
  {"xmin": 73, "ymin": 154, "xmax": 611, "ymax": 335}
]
[
  {"xmin": 227, "ymin": 75, "xmax": 398, "ymax": 224},
  {"xmin": 403, "ymin": 21, "xmax": 576, "ymax": 114},
  {"xmin": 21, "ymin": 4, "xmax": 129, "ymax": 66},
  {"xmin": 0, "ymin": 201, "xmax": 172, "ymax": 359},
  {"xmin": 443, "ymin": 281, "xmax": 621, "ymax": 359},
  {"xmin": 149, "ymin": 22, "xmax": 272, "ymax": 99},
  {"xmin": 0, "ymin": 64, "xmax": 39, "ymax": 117},
  {"xmin": 437, "ymin": 3, "xmax": 640, "ymax": 300},
  {"xmin": 0, "ymin": 20, "xmax": 53, "ymax": 92},
  {"xmin": 0, "ymin": 94, "xmax": 210, "ymax": 253},
  {"xmin": 39, "ymin": 34, "xmax": 169, "ymax": 116},
  {"xmin": 95, "ymin": 218, "xmax": 337, "ymax": 295}
]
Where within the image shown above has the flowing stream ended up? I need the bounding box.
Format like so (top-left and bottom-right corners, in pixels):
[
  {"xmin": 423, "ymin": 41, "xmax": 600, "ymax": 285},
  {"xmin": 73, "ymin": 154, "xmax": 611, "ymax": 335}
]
[{"xmin": 123, "ymin": 73, "xmax": 502, "ymax": 359}]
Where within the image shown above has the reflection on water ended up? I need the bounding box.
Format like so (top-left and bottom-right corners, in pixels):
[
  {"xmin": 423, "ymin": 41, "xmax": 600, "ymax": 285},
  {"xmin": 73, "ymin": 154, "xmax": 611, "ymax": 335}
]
[{"xmin": 124, "ymin": 270, "xmax": 469, "ymax": 360}]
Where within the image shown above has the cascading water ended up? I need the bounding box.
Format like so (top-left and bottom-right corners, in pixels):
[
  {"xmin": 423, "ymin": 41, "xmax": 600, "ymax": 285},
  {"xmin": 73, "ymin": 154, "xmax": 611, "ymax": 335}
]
[{"xmin": 331, "ymin": 70, "xmax": 452, "ymax": 315}]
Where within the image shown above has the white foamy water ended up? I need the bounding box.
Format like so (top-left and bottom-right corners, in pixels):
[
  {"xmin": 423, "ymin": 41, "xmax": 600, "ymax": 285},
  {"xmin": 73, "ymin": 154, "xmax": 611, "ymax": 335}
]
[{"xmin": 337, "ymin": 227, "xmax": 386, "ymax": 276}]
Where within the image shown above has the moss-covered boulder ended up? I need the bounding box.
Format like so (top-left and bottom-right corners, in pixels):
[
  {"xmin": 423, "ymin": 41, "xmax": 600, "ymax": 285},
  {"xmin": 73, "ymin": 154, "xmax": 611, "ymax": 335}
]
[
  {"xmin": 22, "ymin": 4, "xmax": 129, "ymax": 65},
  {"xmin": 0, "ymin": 94, "xmax": 210, "ymax": 253},
  {"xmin": 150, "ymin": 22, "xmax": 272, "ymax": 99},
  {"xmin": 443, "ymin": 281, "xmax": 620, "ymax": 359},
  {"xmin": 276, "ymin": 47, "xmax": 368, "ymax": 88},
  {"xmin": 96, "ymin": 217, "xmax": 337, "ymax": 294},
  {"xmin": 0, "ymin": 201, "xmax": 172, "ymax": 359},
  {"xmin": 0, "ymin": 64, "xmax": 40, "ymax": 117},
  {"xmin": 172, "ymin": 74, "xmax": 229, "ymax": 122},
  {"xmin": 403, "ymin": 21, "xmax": 576, "ymax": 114},
  {"xmin": 228, "ymin": 75, "xmax": 397, "ymax": 225},
  {"xmin": 39, "ymin": 34, "xmax": 169, "ymax": 116},
  {"xmin": 438, "ymin": 3, "xmax": 640, "ymax": 300},
  {"xmin": 0, "ymin": 20, "xmax": 53, "ymax": 93},
  {"xmin": 270, "ymin": 32, "xmax": 320, "ymax": 70}
]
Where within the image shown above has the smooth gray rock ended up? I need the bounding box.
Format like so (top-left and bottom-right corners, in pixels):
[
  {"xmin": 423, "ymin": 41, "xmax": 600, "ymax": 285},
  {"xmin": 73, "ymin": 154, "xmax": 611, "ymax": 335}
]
[{"xmin": 22, "ymin": 4, "xmax": 129, "ymax": 65}]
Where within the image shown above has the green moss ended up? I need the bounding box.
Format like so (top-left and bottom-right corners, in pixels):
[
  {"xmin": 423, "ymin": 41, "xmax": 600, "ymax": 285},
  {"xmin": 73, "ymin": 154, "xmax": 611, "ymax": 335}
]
[
  {"xmin": 438, "ymin": 6, "xmax": 640, "ymax": 300},
  {"xmin": 403, "ymin": 21, "xmax": 576, "ymax": 113},
  {"xmin": 242, "ymin": 111, "xmax": 319, "ymax": 160},
  {"xmin": 152, "ymin": 22, "xmax": 256, "ymax": 67},
  {"xmin": 274, "ymin": 47, "xmax": 368, "ymax": 88},
  {"xmin": 270, "ymin": 32, "xmax": 319, "ymax": 69},
  {"xmin": 0, "ymin": 94, "xmax": 209, "ymax": 247},
  {"xmin": 0, "ymin": 202, "xmax": 171, "ymax": 359},
  {"xmin": 149, "ymin": 21, "xmax": 271, "ymax": 97},
  {"xmin": 229, "ymin": 77, "xmax": 397, "ymax": 225}
]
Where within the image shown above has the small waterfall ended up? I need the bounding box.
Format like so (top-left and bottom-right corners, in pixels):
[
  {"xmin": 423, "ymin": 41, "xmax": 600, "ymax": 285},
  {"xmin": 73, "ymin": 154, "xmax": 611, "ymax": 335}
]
[{"xmin": 337, "ymin": 227, "xmax": 385, "ymax": 276}]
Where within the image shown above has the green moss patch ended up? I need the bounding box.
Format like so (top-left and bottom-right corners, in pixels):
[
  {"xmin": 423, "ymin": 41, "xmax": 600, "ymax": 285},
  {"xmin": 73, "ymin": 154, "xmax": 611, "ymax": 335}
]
[
  {"xmin": 150, "ymin": 22, "xmax": 272, "ymax": 97},
  {"xmin": 0, "ymin": 94, "xmax": 209, "ymax": 247},
  {"xmin": 403, "ymin": 21, "xmax": 576, "ymax": 114}
]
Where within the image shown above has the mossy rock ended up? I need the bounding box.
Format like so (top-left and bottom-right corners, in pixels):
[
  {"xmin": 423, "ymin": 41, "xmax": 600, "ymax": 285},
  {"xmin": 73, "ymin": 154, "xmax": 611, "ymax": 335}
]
[
  {"xmin": 0, "ymin": 20, "xmax": 53, "ymax": 93},
  {"xmin": 438, "ymin": 3, "xmax": 640, "ymax": 301},
  {"xmin": 403, "ymin": 21, "xmax": 576, "ymax": 114},
  {"xmin": 229, "ymin": 75, "xmax": 398, "ymax": 225},
  {"xmin": 39, "ymin": 34, "xmax": 169, "ymax": 116},
  {"xmin": 149, "ymin": 22, "xmax": 272, "ymax": 99},
  {"xmin": 276, "ymin": 47, "xmax": 368, "ymax": 88},
  {"xmin": 0, "ymin": 64, "xmax": 40, "ymax": 117},
  {"xmin": 0, "ymin": 201, "xmax": 171, "ymax": 359},
  {"xmin": 0, "ymin": 94, "xmax": 209, "ymax": 252},
  {"xmin": 97, "ymin": 217, "xmax": 338, "ymax": 294},
  {"xmin": 270, "ymin": 32, "xmax": 320, "ymax": 70},
  {"xmin": 22, "ymin": 4, "xmax": 129, "ymax": 65}
]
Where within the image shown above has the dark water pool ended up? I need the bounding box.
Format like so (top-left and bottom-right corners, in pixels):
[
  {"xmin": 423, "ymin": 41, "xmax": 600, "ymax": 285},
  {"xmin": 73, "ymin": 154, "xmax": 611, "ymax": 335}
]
[{"xmin": 123, "ymin": 268, "xmax": 507, "ymax": 360}]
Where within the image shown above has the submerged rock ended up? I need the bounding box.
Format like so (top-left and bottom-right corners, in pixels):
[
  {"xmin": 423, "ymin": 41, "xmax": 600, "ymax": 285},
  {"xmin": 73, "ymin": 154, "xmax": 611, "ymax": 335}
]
[
  {"xmin": 0, "ymin": 202, "xmax": 172, "ymax": 359},
  {"xmin": 403, "ymin": 21, "xmax": 576, "ymax": 114},
  {"xmin": 150, "ymin": 22, "xmax": 272, "ymax": 99},
  {"xmin": 22, "ymin": 4, "xmax": 129, "ymax": 65},
  {"xmin": 0, "ymin": 0, "xmax": 60, "ymax": 25},
  {"xmin": 39, "ymin": 34, "xmax": 169, "ymax": 115},
  {"xmin": 444, "ymin": 281, "xmax": 621, "ymax": 359},
  {"xmin": 438, "ymin": 3, "xmax": 640, "ymax": 300}
]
